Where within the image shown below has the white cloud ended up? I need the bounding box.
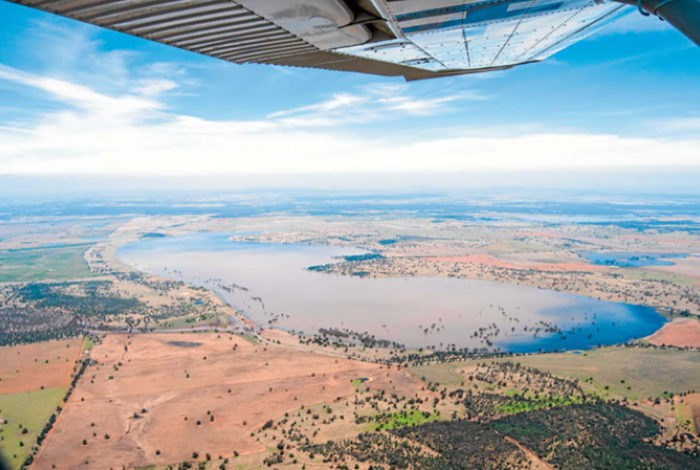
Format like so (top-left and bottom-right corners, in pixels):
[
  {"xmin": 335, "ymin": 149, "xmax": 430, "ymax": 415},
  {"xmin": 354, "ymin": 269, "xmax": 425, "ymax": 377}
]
[
  {"xmin": 0, "ymin": 65, "xmax": 162, "ymax": 119},
  {"xmin": 267, "ymin": 83, "xmax": 481, "ymax": 126},
  {"xmin": 659, "ymin": 118, "xmax": 700, "ymax": 132},
  {"xmin": 1, "ymin": 62, "xmax": 699, "ymax": 177},
  {"xmin": 378, "ymin": 95, "xmax": 458, "ymax": 115},
  {"xmin": 134, "ymin": 79, "xmax": 179, "ymax": 97},
  {"xmin": 269, "ymin": 93, "xmax": 366, "ymax": 118}
]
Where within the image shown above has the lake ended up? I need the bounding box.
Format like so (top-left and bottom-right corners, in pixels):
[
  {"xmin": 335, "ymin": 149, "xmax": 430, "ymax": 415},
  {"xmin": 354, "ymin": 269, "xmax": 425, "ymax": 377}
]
[
  {"xmin": 118, "ymin": 233, "xmax": 666, "ymax": 353},
  {"xmin": 583, "ymin": 252, "xmax": 688, "ymax": 268}
]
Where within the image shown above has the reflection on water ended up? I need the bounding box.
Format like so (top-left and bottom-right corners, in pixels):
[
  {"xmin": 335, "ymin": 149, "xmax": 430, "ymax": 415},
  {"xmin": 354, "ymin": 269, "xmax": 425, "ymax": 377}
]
[{"xmin": 118, "ymin": 233, "xmax": 666, "ymax": 353}]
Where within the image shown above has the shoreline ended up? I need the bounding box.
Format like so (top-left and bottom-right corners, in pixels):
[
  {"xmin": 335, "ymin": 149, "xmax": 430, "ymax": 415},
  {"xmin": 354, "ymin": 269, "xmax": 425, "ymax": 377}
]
[{"xmin": 115, "ymin": 234, "xmax": 671, "ymax": 355}]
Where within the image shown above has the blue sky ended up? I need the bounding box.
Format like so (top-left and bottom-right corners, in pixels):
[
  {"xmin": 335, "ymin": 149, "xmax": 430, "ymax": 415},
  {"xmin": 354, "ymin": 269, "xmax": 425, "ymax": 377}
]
[{"xmin": 0, "ymin": 0, "xmax": 699, "ymax": 179}]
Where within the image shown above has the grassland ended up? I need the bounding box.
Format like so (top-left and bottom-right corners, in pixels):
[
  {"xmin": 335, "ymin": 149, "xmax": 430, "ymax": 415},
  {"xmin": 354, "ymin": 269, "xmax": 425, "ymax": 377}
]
[
  {"xmin": 619, "ymin": 267, "xmax": 699, "ymax": 286},
  {"xmin": 240, "ymin": 334, "xmax": 260, "ymax": 345},
  {"xmin": 0, "ymin": 387, "xmax": 65, "ymax": 470},
  {"xmin": 407, "ymin": 347, "xmax": 700, "ymax": 401},
  {"xmin": 484, "ymin": 347, "xmax": 700, "ymax": 401},
  {"xmin": 0, "ymin": 244, "xmax": 94, "ymax": 283},
  {"xmin": 408, "ymin": 362, "xmax": 464, "ymax": 386},
  {"xmin": 152, "ymin": 310, "xmax": 230, "ymax": 329},
  {"xmin": 676, "ymin": 403, "xmax": 697, "ymax": 434}
]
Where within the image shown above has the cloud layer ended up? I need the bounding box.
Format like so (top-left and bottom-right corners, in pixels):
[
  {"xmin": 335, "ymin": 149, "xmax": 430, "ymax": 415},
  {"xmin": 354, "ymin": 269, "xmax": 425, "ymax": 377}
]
[{"xmin": 0, "ymin": 29, "xmax": 698, "ymax": 177}]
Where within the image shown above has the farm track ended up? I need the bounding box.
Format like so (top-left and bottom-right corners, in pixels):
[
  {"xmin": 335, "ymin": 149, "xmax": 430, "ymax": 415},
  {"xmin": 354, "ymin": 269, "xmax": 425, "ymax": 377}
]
[{"xmin": 504, "ymin": 436, "xmax": 556, "ymax": 470}]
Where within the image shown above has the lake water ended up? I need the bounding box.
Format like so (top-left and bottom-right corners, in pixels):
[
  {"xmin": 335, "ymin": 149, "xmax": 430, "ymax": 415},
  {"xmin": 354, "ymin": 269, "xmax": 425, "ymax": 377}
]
[
  {"xmin": 583, "ymin": 252, "xmax": 688, "ymax": 268},
  {"xmin": 118, "ymin": 233, "xmax": 666, "ymax": 353}
]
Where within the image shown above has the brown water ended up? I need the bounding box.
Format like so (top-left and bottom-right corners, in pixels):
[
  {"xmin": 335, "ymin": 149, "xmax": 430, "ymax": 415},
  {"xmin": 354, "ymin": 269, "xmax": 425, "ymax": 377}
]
[{"xmin": 118, "ymin": 232, "xmax": 666, "ymax": 353}]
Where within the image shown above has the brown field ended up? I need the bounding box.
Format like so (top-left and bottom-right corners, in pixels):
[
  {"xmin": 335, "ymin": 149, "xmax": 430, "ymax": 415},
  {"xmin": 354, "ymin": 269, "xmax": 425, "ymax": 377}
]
[
  {"xmin": 647, "ymin": 318, "xmax": 700, "ymax": 349},
  {"xmin": 0, "ymin": 339, "xmax": 84, "ymax": 395},
  {"xmin": 423, "ymin": 254, "xmax": 606, "ymax": 272},
  {"xmin": 260, "ymin": 328, "xmax": 419, "ymax": 363},
  {"xmin": 682, "ymin": 393, "xmax": 700, "ymax": 434},
  {"xmin": 33, "ymin": 332, "xmax": 424, "ymax": 470}
]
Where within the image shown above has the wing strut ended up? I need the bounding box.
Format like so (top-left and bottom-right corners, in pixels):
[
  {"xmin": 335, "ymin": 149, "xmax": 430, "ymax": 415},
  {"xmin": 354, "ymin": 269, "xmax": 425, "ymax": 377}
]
[{"xmin": 616, "ymin": 0, "xmax": 700, "ymax": 47}]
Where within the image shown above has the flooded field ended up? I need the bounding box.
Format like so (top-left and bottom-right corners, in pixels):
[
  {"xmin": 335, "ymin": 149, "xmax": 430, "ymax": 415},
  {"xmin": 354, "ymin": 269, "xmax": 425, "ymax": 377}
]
[{"xmin": 118, "ymin": 233, "xmax": 666, "ymax": 353}]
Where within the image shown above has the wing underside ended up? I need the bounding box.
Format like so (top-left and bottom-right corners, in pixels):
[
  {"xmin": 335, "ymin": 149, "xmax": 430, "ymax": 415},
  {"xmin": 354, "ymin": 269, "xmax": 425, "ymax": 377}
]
[{"xmin": 6, "ymin": 0, "xmax": 630, "ymax": 80}]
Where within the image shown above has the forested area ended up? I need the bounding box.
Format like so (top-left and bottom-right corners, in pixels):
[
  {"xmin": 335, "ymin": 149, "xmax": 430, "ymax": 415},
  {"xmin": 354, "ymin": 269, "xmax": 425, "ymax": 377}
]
[
  {"xmin": 0, "ymin": 281, "xmax": 142, "ymax": 346},
  {"xmin": 306, "ymin": 404, "xmax": 700, "ymax": 470},
  {"xmin": 0, "ymin": 308, "xmax": 81, "ymax": 346},
  {"xmin": 492, "ymin": 403, "xmax": 700, "ymax": 469},
  {"xmin": 17, "ymin": 281, "xmax": 142, "ymax": 318}
]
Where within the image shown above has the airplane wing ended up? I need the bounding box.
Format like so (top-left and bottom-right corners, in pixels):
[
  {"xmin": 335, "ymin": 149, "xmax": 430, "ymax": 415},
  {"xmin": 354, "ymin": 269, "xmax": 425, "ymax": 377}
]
[{"xmin": 5, "ymin": 0, "xmax": 698, "ymax": 80}]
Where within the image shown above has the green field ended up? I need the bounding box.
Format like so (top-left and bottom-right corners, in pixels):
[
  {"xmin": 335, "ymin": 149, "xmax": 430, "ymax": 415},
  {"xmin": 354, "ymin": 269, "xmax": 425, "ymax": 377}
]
[
  {"xmin": 0, "ymin": 388, "xmax": 66, "ymax": 470},
  {"xmin": 240, "ymin": 334, "xmax": 260, "ymax": 345},
  {"xmin": 487, "ymin": 347, "xmax": 700, "ymax": 400},
  {"xmin": 153, "ymin": 311, "xmax": 230, "ymax": 330},
  {"xmin": 620, "ymin": 267, "xmax": 699, "ymax": 286},
  {"xmin": 0, "ymin": 244, "xmax": 94, "ymax": 283},
  {"xmin": 676, "ymin": 404, "xmax": 697, "ymax": 434}
]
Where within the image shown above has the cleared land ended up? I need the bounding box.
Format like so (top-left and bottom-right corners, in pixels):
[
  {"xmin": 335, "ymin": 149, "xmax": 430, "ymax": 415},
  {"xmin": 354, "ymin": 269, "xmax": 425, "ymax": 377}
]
[
  {"xmin": 0, "ymin": 244, "xmax": 94, "ymax": 283},
  {"xmin": 648, "ymin": 318, "xmax": 700, "ymax": 349},
  {"xmin": 33, "ymin": 332, "xmax": 424, "ymax": 470},
  {"xmin": 678, "ymin": 393, "xmax": 700, "ymax": 435},
  {"xmin": 0, "ymin": 338, "xmax": 83, "ymax": 395},
  {"xmin": 0, "ymin": 339, "xmax": 83, "ymax": 470}
]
